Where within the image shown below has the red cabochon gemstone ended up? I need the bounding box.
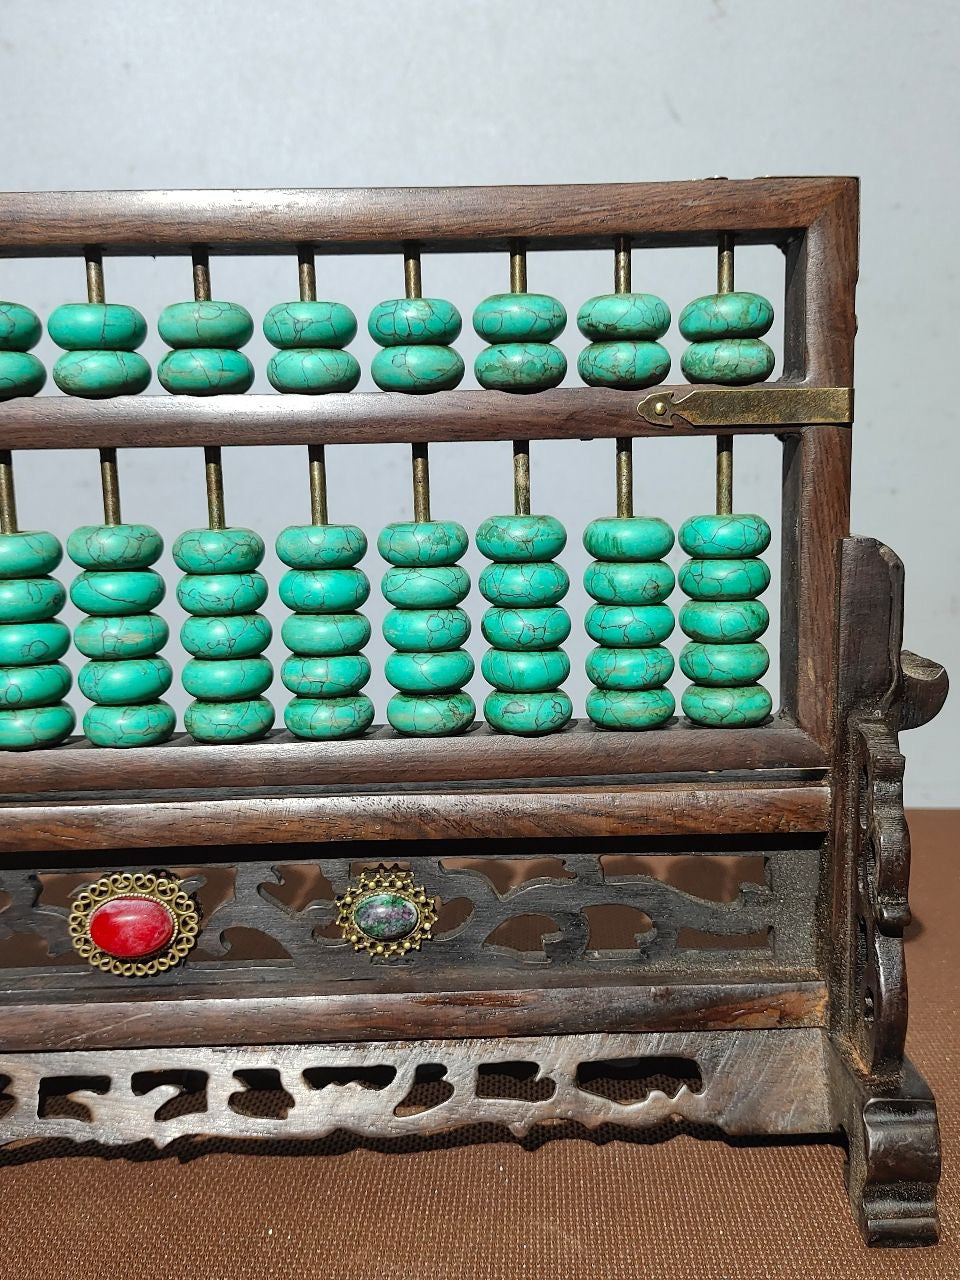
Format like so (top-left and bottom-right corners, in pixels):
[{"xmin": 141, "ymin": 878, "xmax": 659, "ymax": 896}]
[{"xmin": 88, "ymin": 896, "xmax": 175, "ymax": 959}]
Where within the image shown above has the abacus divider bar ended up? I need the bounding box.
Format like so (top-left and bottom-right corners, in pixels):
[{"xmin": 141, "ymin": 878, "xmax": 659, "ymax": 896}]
[
  {"xmin": 192, "ymin": 252, "xmax": 226, "ymax": 528},
  {"xmin": 298, "ymin": 250, "xmax": 328, "ymax": 525},
  {"xmin": 86, "ymin": 250, "xmax": 122, "ymax": 525},
  {"xmin": 510, "ymin": 242, "xmax": 530, "ymax": 516},
  {"xmin": 716, "ymin": 232, "xmax": 734, "ymax": 516},
  {"xmin": 614, "ymin": 234, "xmax": 633, "ymax": 518},
  {"xmin": 404, "ymin": 246, "xmax": 431, "ymax": 521},
  {"xmin": 0, "ymin": 450, "xmax": 17, "ymax": 534}
]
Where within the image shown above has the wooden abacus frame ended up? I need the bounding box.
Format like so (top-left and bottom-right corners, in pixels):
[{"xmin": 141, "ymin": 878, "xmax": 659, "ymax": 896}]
[{"xmin": 0, "ymin": 178, "xmax": 948, "ymax": 1248}]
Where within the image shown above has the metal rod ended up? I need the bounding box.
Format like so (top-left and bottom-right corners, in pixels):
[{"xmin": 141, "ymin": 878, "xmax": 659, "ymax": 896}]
[
  {"xmin": 298, "ymin": 248, "xmax": 317, "ymax": 303},
  {"xmin": 299, "ymin": 251, "xmax": 328, "ymax": 524},
  {"xmin": 614, "ymin": 234, "xmax": 634, "ymax": 517},
  {"xmin": 404, "ymin": 247, "xmax": 422, "ymax": 300},
  {"xmin": 509, "ymin": 244, "xmax": 527, "ymax": 294},
  {"xmin": 716, "ymin": 233, "xmax": 734, "ymax": 515},
  {"xmin": 192, "ymin": 252, "xmax": 211, "ymax": 302},
  {"xmin": 0, "ymin": 450, "xmax": 17, "ymax": 535},
  {"xmin": 614, "ymin": 234, "xmax": 631, "ymax": 294},
  {"xmin": 404, "ymin": 247, "xmax": 429, "ymax": 519},
  {"xmin": 192, "ymin": 253, "xmax": 225, "ymax": 528},
  {"xmin": 511, "ymin": 242, "xmax": 531, "ymax": 515},
  {"xmin": 85, "ymin": 253, "xmax": 105, "ymax": 305},
  {"xmin": 87, "ymin": 252, "xmax": 122, "ymax": 524}
]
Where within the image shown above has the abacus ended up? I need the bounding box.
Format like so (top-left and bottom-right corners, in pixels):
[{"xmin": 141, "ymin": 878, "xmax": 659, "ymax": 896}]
[{"xmin": 0, "ymin": 180, "xmax": 947, "ymax": 1247}]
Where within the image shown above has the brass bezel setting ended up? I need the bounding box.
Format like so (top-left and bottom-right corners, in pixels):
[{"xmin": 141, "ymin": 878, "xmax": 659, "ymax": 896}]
[
  {"xmin": 68, "ymin": 871, "xmax": 201, "ymax": 977},
  {"xmin": 335, "ymin": 866, "xmax": 438, "ymax": 960}
]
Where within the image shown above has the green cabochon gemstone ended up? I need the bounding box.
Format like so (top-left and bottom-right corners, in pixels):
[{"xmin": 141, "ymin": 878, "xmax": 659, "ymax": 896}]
[
  {"xmin": 385, "ymin": 649, "xmax": 474, "ymax": 694},
  {"xmin": 387, "ymin": 691, "xmax": 475, "ymax": 737},
  {"xmin": 383, "ymin": 607, "xmax": 471, "ymax": 652},
  {"xmin": 0, "ymin": 662, "xmax": 71, "ymax": 709},
  {"xmin": 481, "ymin": 606, "xmax": 571, "ymax": 651},
  {"xmin": 173, "ymin": 527, "xmax": 265, "ymax": 574},
  {"xmin": 281, "ymin": 612, "xmax": 369, "ymax": 656},
  {"xmin": 479, "ymin": 561, "xmax": 569, "ymax": 607},
  {"xmin": 368, "ymin": 298, "xmax": 462, "ymax": 347},
  {"xmin": 0, "ymin": 577, "xmax": 66, "ymax": 623},
  {"xmin": 584, "ymin": 560, "xmax": 674, "ymax": 606},
  {"xmin": 157, "ymin": 348, "xmax": 254, "ymax": 395},
  {"xmin": 277, "ymin": 524, "xmax": 366, "ymax": 569},
  {"xmin": 577, "ymin": 293, "xmax": 670, "ymax": 341},
  {"xmin": 586, "ymin": 645, "xmax": 674, "ymax": 691},
  {"xmin": 577, "ymin": 341, "xmax": 670, "ymax": 390},
  {"xmin": 0, "ymin": 619, "xmax": 71, "ymax": 666},
  {"xmin": 678, "ymin": 514, "xmax": 771, "ymax": 559},
  {"xmin": 184, "ymin": 697, "xmax": 274, "ymax": 743},
  {"xmin": 371, "ymin": 345, "xmax": 464, "ymax": 393},
  {"xmin": 267, "ymin": 348, "xmax": 360, "ymax": 394},
  {"xmin": 78, "ymin": 656, "xmax": 173, "ymax": 705},
  {"xmin": 473, "ymin": 294, "xmax": 566, "ymax": 343},
  {"xmin": 481, "ymin": 647, "xmax": 569, "ymax": 693},
  {"xmin": 278, "ymin": 567, "xmax": 369, "ymax": 614},
  {"xmin": 382, "ymin": 564, "xmax": 469, "ymax": 608},
  {"xmin": 584, "ymin": 603, "xmax": 675, "ymax": 647},
  {"xmin": 474, "ymin": 343, "xmax": 566, "ymax": 392},
  {"xmin": 0, "ymin": 351, "xmax": 46, "ymax": 399},
  {"xmin": 74, "ymin": 612, "xmax": 168, "ymax": 659},
  {"xmin": 679, "ymin": 557, "xmax": 770, "ymax": 601},
  {"xmin": 680, "ymin": 641, "xmax": 769, "ymax": 687},
  {"xmin": 83, "ymin": 701, "xmax": 175, "ymax": 748},
  {"xmin": 484, "ymin": 689, "xmax": 573, "ymax": 736},
  {"xmin": 681, "ymin": 338, "xmax": 775, "ymax": 385},
  {"xmin": 681, "ymin": 683, "xmax": 773, "ymax": 727},
  {"xmin": 679, "ymin": 599, "xmax": 769, "ymax": 644},
  {"xmin": 378, "ymin": 521, "xmax": 469, "ymax": 568},
  {"xmin": 263, "ymin": 301, "xmax": 358, "ymax": 350},
  {"xmin": 281, "ymin": 654, "xmax": 371, "ymax": 697},
  {"xmin": 48, "ymin": 303, "xmax": 147, "ymax": 352},
  {"xmin": 0, "ymin": 703, "xmax": 75, "ymax": 749},
  {"xmin": 183, "ymin": 656, "xmax": 273, "ymax": 701},
  {"xmin": 67, "ymin": 524, "xmax": 162, "ymax": 570},
  {"xmin": 0, "ymin": 302, "xmax": 42, "ymax": 351},
  {"xmin": 285, "ymin": 695, "xmax": 374, "ymax": 741},
  {"xmin": 586, "ymin": 686, "xmax": 675, "ymax": 730},
  {"xmin": 678, "ymin": 292, "xmax": 774, "ymax": 341},
  {"xmin": 71, "ymin": 569, "xmax": 164, "ymax": 616},
  {"xmin": 52, "ymin": 351, "xmax": 150, "ymax": 398},
  {"xmin": 0, "ymin": 531, "xmax": 62, "ymax": 578},
  {"xmin": 475, "ymin": 514, "xmax": 566, "ymax": 563},
  {"xmin": 181, "ymin": 612, "xmax": 272, "ymax": 659},
  {"xmin": 583, "ymin": 517, "xmax": 674, "ymax": 562},
  {"xmin": 158, "ymin": 301, "xmax": 254, "ymax": 349}
]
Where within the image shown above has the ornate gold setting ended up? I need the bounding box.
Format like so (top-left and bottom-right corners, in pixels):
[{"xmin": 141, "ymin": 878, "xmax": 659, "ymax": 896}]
[
  {"xmin": 335, "ymin": 865, "xmax": 438, "ymax": 961},
  {"xmin": 68, "ymin": 871, "xmax": 201, "ymax": 978}
]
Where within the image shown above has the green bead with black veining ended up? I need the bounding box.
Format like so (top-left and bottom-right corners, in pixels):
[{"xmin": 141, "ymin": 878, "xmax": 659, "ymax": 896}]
[
  {"xmin": 480, "ymin": 647, "xmax": 569, "ymax": 693},
  {"xmin": 264, "ymin": 300, "xmax": 358, "ymax": 350},
  {"xmin": 0, "ymin": 703, "xmax": 75, "ymax": 749},
  {"xmin": 681, "ymin": 338, "xmax": 774, "ymax": 385},
  {"xmin": 0, "ymin": 619, "xmax": 70, "ymax": 666},
  {"xmin": 368, "ymin": 298, "xmax": 461, "ymax": 346},
  {"xmin": 71, "ymin": 569, "xmax": 164, "ymax": 616},
  {"xmin": 584, "ymin": 559, "xmax": 674, "ymax": 606},
  {"xmin": 583, "ymin": 517, "xmax": 674, "ymax": 563},
  {"xmin": 281, "ymin": 654, "xmax": 371, "ymax": 697},
  {"xmin": 67, "ymin": 524, "xmax": 162, "ymax": 570},
  {"xmin": 585, "ymin": 603, "xmax": 674, "ymax": 647},
  {"xmin": 267, "ymin": 348, "xmax": 360, "ymax": 393},
  {"xmin": 473, "ymin": 294, "xmax": 565, "ymax": 342},
  {"xmin": 0, "ymin": 662, "xmax": 71, "ymax": 709},
  {"xmin": 678, "ymin": 513, "xmax": 771, "ymax": 560},
  {"xmin": 475, "ymin": 515, "xmax": 566, "ymax": 563},
  {"xmin": 679, "ymin": 599, "xmax": 769, "ymax": 644},
  {"xmin": 484, "ymin": 689, "xmax": 572, "ymax": 736},
  {"xmin": 0, "ymin": 576, "xmax": 66, "ymax": 623},
  {"xmin": 280, "ymin": 611, "xmax": 369, "ymax": 656},
  {"xmin": 183, "ymin": 656, "xmax": 273, "ymax": 701},
  {"xmin": 74, "ymin": 612, "xmax": 168, "ymax": 659},
  {"xmin": 577, "ymin": 293, "xmax": 670, "ymax": 341},
  {"xmin": 382, "ymin": 564, "xmax": 469, "ymax": 608},
  {"xmin": 586, "ymin": 645, "xmax": 674, "ymax": 691},
  {"xmin": 386, "ymin": 691, "xmax": 475, "ymax": 737},
  {"xmin": 586, "ymin": 686, "xmax": 675, "ymax": 730},
  {"xmin": 385, "ymin": 649, "xmax": 474, "ymax": 694},
  {"xmin": 184, "ymin": 697, "xmax": 274, "ymax": 743},
  {"xmin": 157, "ymin": 348, "xmax": 254, "ymax": 395},
  {"xmin": 383, "ymin": 606, "xmax": 470, "ymax": 653},
  {"xmin": 371, "ymin": 345, "xmax": 464, "ymax": 393},
  {"xmin": 479, "ymin": 561, "xmax": 569, "ymax": 608},
  {"xmin": 285, "ymin": 694, "xmax": 375, "ymax": 740},
  {"xmin": 0, "ymin": 351, "xmax": 45, "ymax": 398},
  {"xmin": 681, "ymin": 683, "xmax": 773, "ymax": 727},
  {"xmin": 0, "ymin": 302, "xmax": 42, "ymax": 351},
  {"xmin": 678, "ymin": 292, "xmax": 773, "ymax": 341},
  {"xmin": 53, "ymin": 350, "xmax": 151, "ymax": 398},
  {"xmin": 48, "ymin": 303, "xmax": 147, "ymax": 351},
  {"xmin": 78, "ymin": 656, "xmax": 173, "ymax": 705},
  {"xmin": 158, "ymin": 301, "xmax": 254, "ymax": 349},
  {"xmin": 481, "ymin": 606, "xmax": 571, "ymax": 651},
  {"xmin": 83, "ymin": 701, "xmax": 175, "ymax": 748},
  {"xmin": 173, "ymin": 527, "xmax": 265, "ymax": 574},
  {"xmin": 474, "ymin": 342, "xmax": 566, "ymax": 392},
  {"xmin": 181, "ymin": 612, "xmax": 272, "ymax": 659},
  {"xmin": 680, "ymin": 641, "xmax": 769, "ymax": 687},
  {"xmin": 378, "ymin": 521, "xmax": 468, "ymax": 568},
  {"xmin": 279, "ymin": 567, "xmax": 369, "ymax": 614},
  {"xmin": 578, "ymin": 341, "xmax": 670, "ymax": 389},
  {"xmin": 0, "ymin": 531, "xmax": 62, "ymax": 578},
  {"xmin": 678, "ymin": 557, "xmax": 770, "ymax": 601},
  {"xmin": 277, "ymin": 524, "xmax": 366, "ymax": 569}
]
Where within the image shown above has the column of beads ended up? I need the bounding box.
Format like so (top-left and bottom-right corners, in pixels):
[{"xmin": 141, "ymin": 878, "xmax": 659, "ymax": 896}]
[
  {"xmin": 473, "ymin": 267, "xmax": 566, "ymax": 392},
  {"xmin": 0, "ymin": 301, "xmax": 45, "ymax": 399}
]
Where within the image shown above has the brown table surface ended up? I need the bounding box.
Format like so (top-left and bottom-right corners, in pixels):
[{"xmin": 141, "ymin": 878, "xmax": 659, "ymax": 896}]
[{"xmin": 1, "ymin": 810, "xmax": 956, "ymax": 1279}]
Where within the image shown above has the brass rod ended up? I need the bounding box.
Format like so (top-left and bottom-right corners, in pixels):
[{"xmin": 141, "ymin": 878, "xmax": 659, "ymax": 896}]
[
  {"xmin": 204, "ymin": 445, "xmax": 226, "ymax": 529},
  {"xmin": 717, "ymin": 233, "xmax": 735, "ymax": 294},
  {"xmin": 0, "ymin": 450, "xmax": 17, "ymax": 535},
  {"xmin": 404, "ymin": 248, "xmax": 422, "ymax": 300},
  {"xmin": 87, "ymin": 252, "xmax": 120, "ymax": 523},
  {"xmin": 85, "ymin": 254, "xmax": 105, "ymax": 305},
  {"xmin": 299, "ymin": 252, "xmax": 327, "ymax": 524},
  {"xmin": 614, "ymin": 235, "xmax": 633, "ymax": 517},
  {"xmin": 405, "ymin": 247, "xmax": 429, "ymax": 519},
  {"xmin": 192, "ymin": 252, "xmax": 211, "ymax": 302},
  {"xmin": 298, "ymin": 249, "xmax": 317, "ymax": 303},
  {"xmin": 509, "ymin": 243, "xmax": 527, "ymax": 294},
  {"xmin": 716, "ymin": 233, "xmax": 734, "ymax": 515},
  {"xmin": 614, "ymin": 235, "xmax": 631, "ymax": 293},
  {"xmin": 511, "ymin": 243, "xmax": 530, "ymax": 514}
]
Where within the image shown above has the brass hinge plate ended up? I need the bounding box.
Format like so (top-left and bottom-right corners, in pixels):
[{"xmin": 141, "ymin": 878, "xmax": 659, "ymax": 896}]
[{"xmin": 636, "ymin": 386, "xmax": 853, "ymax": 428}]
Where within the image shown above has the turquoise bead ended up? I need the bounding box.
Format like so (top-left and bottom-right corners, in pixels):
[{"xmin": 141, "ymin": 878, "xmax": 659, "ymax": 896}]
[
  {"xmin": 681, "ymin": 339, "xmax": 775, "ymax": 385},
  {"xmin": 263, "ymin": 301, "xmax": 358, "ymax": 349},
  {"xmin": 285, "ymin": 695, "xmax": 374, "ymax": 740},
  {"xmin": 74, "ymin": 612, "xmax": 168, "ymax": 659},
  {"xmin": 678, "ymin": 514, "xmax": 771, "ymax": 559},
  {"xmin": 52, "ymin": 350, "xmax": 150, "ymax": 397},
  {"xmin": 368, "ymin": 298, "xmax": 461, "ymax": 346},
  {"xmin": 173, "ymin": 527, "xmax": 265, "ymax": 573},
  {"xmin": 158, "ymin": 301, "xmax": 254, "ymax": 349},
  {"xmin": 278, "ymin": 567, "xmax": 369, "ymax": 614},
  {"xmin": 157, "ymin": 348, "xmax": 254, "ymax": 395},
  {"xmin": 481, "ymin": 647, "xmax": 569, "ymax": 693},
  {"xmin": 267, "ymin": 348, "xmax": 360, "ymax": 393},
  {"xmin": 0, "ymin": 302, "xmax": 41, "ymax": 351},
  {"xmin": 277, "ymin": 524, "xmax": 366, "ymax": 569},
  {"xmin": 371, "ymin": 345, "xmax": 464, "ymax": 393},
  {"xmin": 48, "ymin": 303, "xmax": 146, "ymax": 351},
  {"xmin": 474, "ymin": 342, "xmax": 566, "ymax": 392},
  {"xmin": 578, "ymin": 341, "xmax": 670, "ymax": 389},
  {"xmin": 181, "ymin": 612, "xmax": 272, "ymax": 658},
  {"xmin": 382, "ymin": 564, "xmax": 469, "ymax": 608},
  {"xmin": 183, "ymin": 656, "xmax": 273, "ymax": 701},
  {"xmin": 383, "ymin": 607, "xmax": 470, "ymax": 652},
  {"xmin": 0, "ymin": 577, "xmax": 66, "ymax": 623},
  {"xmin": 584, "ymin": 560, "xmax": 674, "ymax": 605},
  {"xmin": 586, "ymin": 687, "xmax": 675, "ymax": 729},
  {"xmin": 0, "ymin": 351, "xmax": 45, "ymax": 398},
  {"xmin": 0, "ymin": 619, "xmax": 70, "ymax": 665},
  {"xmin": 679, "ymin": 599, "xmax": 769, "ymax": 643},
  {"xmin": 479, "ymin": 561, "xmax": 569, "ymax": 607},
  {"xmin": 0, "ymin": 531, "xmax": 62, "ymax": 578},
  {"xmin": 67, "ymin": 524, "xmax": 162, "ymax": 570},
  {"xmin": 583, "ymin": 517, "xmax": 674, "ymax": 562},
  {"xmin": 680, "ymin": 641, "xmax": 769, "ymax": 687},
  {"xmin": 678, "ymin": 292, "xmax": 773, "ymax": 341},
  {"xmin": 481, "ymin": 606, "xmax": 571, "ymax": 651},
  {"xmin": 78, "ymin": 656, "xmax": 173, "ymax": 705},
  {"xmin": 577, "ymin": 293, "xmax": 670, "ymax": 341},
  {"xmin": 71, "ymin": 569, "xmax": 164, "ymax": 616},
  {"xmin": 281, "ymin": 654, "xmax": 370, "ymax": 697},
  {"xmin": 475, "ymin": 514, "xmax": 566, "ymax": 563},
  {"xmin": 484, "ymin": 689, "xmax": 573, "ymax": 736},
  {"xmin": 387, "ymin": 691, "xmax": 475, "ymax": 736},
  {"xmin": 585, "ymin": 603, "xmax": 675, "ymax": 647},
  {"xmin": 0, "ymin": 703, "xmax": 74, "ymax": 749},
  {"xmin": 177, "ymin": 571, "xmax": 268, "ymax": 623},
  {"xmin": 473, "ymin": 294, "xmax": 565, "ymax": 342},
  {"xmin": 184, "ymin": 697, "xmax": 274, "ymax": 743},
  {"xmin": 586, "ymin": 645, "xmax": 674, "ymax": 690},
  {"xmin": 0, "ymin": 662, "xmax": 71, "ymax": 709},
  {"xmin": 385, "ymin": 649, "xmax": 474, "ymax": 694},
  {"xmin": 378, "ymin": 521, "xmax": 468, "ymax": 567},
  {"xmin": 281, "ymin": 612, "xmax": 369, "ymax": 656},
  {"xmin": 83, "ymin": 701, "xmax": 175, "ymax": 748},
  {"xmin": 681, "ymin": 683, "xmax": 773, "ymax": 727},
  {"xmin": 679, "ymin": 557, "xmax": 770, "ymax": 601}
]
